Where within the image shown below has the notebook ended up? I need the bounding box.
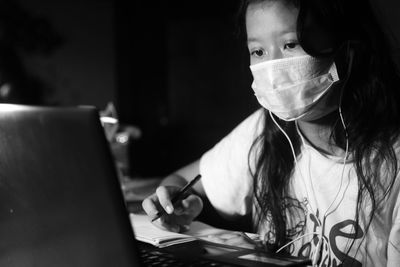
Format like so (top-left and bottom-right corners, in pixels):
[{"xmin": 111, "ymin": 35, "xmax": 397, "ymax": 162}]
[{"xmin": 0, "ymin": 104, "xmax": 141, "ymax": 267}]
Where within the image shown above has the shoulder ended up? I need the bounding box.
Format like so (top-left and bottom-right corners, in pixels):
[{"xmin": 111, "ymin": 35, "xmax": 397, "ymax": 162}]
[
  {"xmin": 201, "ymin": 108, "xmax": 265, "ymax": 160},
  {"xmin": 228, "ymin": 108, "xmax": 265, "ymax": 141},
  {"xmin": 244, "ymin": 108, "xmax": 265, "ymax": 128},
  {"xmin": 198, "ymin": 109, "xmax": 265, "ymax": 217}
]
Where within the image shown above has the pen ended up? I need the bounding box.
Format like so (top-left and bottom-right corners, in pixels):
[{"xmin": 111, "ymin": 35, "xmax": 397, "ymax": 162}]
[{"xmin": 151, "ymin": 174, "xmax": 202, "ymax": 222}]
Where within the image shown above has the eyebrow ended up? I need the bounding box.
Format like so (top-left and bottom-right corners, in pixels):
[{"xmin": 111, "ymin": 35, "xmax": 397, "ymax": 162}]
[
  {"xmin": 247, "ymin": 37, "xmax": 258, "ymax": 43},
  {"xmin": 246, "ymin": 30, "xmax": 297, "ymax": 43}
]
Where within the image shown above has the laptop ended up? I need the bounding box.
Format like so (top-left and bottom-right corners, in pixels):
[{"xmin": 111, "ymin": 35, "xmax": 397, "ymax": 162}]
[
  {"xmin": 0, "ymin": 104, "xmax": 141, "ymax": 266},
  {"xmin": 0, "ymin": 104, "xmax": 309, "ymax": 267}
]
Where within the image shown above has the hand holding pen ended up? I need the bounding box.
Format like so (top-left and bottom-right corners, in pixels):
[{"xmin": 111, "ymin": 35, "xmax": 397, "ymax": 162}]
[
  {"xmin": 142, "ymin": 174, "xmax": 203, "ymax": 233},
  {"xmin": 151, "ymin": 174, "xmax": 202, "ymax": 222}
]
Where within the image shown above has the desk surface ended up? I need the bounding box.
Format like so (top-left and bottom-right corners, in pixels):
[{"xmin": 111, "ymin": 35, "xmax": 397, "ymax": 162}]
[{"xmin": 139, "ymin": 239, "xmax": 311, "ymax": 267}]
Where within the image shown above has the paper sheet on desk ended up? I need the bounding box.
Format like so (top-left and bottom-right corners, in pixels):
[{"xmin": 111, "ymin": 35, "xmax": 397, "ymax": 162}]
[{"xmin": 130, "ymin": 213, "xmax": 259, "ymax": 249}]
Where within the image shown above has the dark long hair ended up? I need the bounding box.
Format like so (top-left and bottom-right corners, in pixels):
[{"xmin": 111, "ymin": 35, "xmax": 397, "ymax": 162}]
[{"xmin": 239, "ymin": 0, "xmax": 400, "ymax": 255}]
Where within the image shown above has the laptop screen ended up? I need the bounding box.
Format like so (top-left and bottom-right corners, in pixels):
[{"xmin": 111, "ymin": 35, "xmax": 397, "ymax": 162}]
[{"xmin": 0, "ymin": 105, "xmax": 141, "ymax": 267}]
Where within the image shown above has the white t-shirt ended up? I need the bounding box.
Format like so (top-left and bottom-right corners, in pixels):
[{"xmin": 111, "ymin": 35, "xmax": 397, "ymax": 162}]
[{"xmin": 200, "ymin": 108, "xmax": 400, "ymax": 267}]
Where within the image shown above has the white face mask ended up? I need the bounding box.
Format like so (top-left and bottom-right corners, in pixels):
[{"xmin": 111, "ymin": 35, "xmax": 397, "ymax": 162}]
[{"xmin": 250, "ymin": 55, "xmax": 340, "ymax": 121}]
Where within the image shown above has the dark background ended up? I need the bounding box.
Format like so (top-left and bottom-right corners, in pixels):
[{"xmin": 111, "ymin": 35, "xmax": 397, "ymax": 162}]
[
  {"xmin": 4, "ymin": 0, "xmax": 400, "ymax": 177},
  {"xmin": 114, "ymin": 0, "xmax": 258, "ymax": 176}
]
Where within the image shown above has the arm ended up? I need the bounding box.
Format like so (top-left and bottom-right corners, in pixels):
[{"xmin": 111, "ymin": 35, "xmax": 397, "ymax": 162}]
[
  {"xmin": 143, "ymin": 109, "xmax": 264, "ymax": 232},
  {"xmin": 159, "ymin": 160, "xmax": 205, "ymax": 196}
]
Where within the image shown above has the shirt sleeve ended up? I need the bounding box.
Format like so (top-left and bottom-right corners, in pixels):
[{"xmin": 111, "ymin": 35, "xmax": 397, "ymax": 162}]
[{"xmin": 199, "ymin": 108, "xmax": 264, "ymax": 218}]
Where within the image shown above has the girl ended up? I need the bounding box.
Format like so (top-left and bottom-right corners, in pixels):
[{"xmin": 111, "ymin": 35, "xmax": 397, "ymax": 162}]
[{"xmin": 142, "ymin": 0, "xmax": 400, "ymax": 265}]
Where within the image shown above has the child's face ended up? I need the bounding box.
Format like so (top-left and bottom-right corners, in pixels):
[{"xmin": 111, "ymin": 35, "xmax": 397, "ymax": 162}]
[{"xmin": 246, "ymin": 1, "xmax": 307, "ymax": 65}]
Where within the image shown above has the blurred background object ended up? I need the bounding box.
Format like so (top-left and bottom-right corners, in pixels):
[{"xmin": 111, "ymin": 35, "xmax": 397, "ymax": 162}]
[
  {"xmin": 100, "ymin": 102, "xmax": 142, "ymax": 179},
  {"xmin": 114, "ymin": 0, "xmax": 259, "ymax": 177}
]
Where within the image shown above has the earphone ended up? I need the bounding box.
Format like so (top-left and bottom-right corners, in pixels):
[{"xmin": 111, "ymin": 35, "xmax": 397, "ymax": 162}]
[
  {"xmin": 270, "ymin": 111, "xmax": 347, "ymax": 266},
  {"xmin": 269, "ymin": 45, "xmax": 354, "ymax": 266}
]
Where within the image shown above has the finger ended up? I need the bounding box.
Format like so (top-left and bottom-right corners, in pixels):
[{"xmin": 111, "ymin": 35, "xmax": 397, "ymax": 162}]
[
  {"xmin": 173, "ymin": 206, "xmax": 185, "ymax": 216},
  {"xmin": 179, "ymin": 224, "xmax": 190, "ymax": 232},
  {"xmin": 156, "ymin": 186, "xmax": 174, "ymax": 214},
  {"xmin": 156, "ymin": 215, "xmax": 180, "ymax": 233},
  {"xmin": 181, "ymin": 195, "xmax": 203, "ymax": 217},
  {"xmin": 173, "ymin": 195, "xmax": 201, "ymax": 216},
  {"xmin": 171, "ymin": 213, "xmax": 194, "ymax": 228},
  {"xmin": 141, "ymin": 195, "xmax": 162, "ymax": 217},
  {"xmin": 151, "ymin": 213, "xmax": 190, "ymax": 233}
]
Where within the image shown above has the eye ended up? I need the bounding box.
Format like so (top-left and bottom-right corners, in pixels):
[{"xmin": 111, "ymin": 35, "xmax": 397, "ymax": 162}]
[
  {"xmin": 250, "ymin": 48, "xmax": 267, "ymax": 58},
  {"xmin": 284, "ymin": 41, "xmax": 300, "ymax": 50}
]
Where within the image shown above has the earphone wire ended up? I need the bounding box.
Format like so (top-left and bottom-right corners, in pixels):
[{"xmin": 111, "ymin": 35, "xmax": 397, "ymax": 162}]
[
  {"xmin": 270, "ymin": 112, "xmax": 326, "ymax": 265},
  {"xmin": 271, "ymin": 44, "xmax": 354, "ymax": 265},
  {"xmin": 325, "ymin": 42, "xmax": 354, "ymax": 218},
  {"xmin": 269, "ymin": 111, "xmax": 323, "ymax": 255},
  {"xmin": 269, "ymin": 111, "xmax": 318, "ymax": 218}
]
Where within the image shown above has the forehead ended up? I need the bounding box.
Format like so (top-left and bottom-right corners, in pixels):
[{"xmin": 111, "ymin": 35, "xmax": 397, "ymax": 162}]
[{"xmin": 245, "ymin": 1, "xmax": 299, "ymax": 40}]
